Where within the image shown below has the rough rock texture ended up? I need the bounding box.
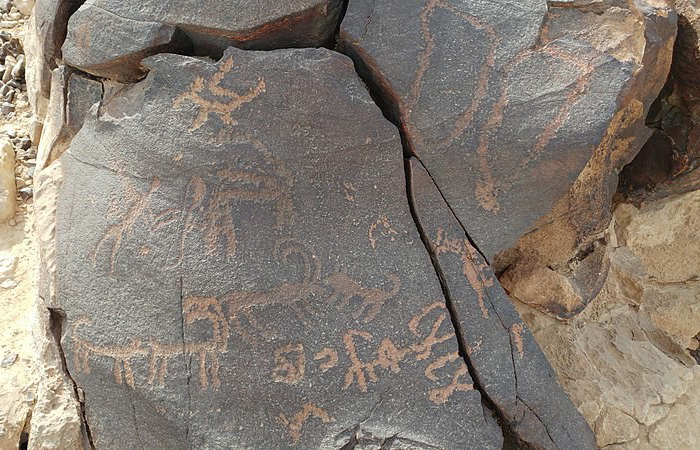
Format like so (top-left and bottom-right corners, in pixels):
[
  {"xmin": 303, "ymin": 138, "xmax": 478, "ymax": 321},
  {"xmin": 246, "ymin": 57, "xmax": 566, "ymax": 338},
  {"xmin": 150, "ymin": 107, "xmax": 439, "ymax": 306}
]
[
  {"xmin": 409, "ymin": 159, "xmax": 595, "ymax": 449},
  {"xmin": 61, "ymin": 0, "xmax": 344, "ymax": 81},
  {"xmin": 515, "ymin": 190, "xmax": 700, "ymax": 448},
  {"xmin": 0, "ymin": 137, "xmax": 16, "ymax": 223},
  {"xmin": 53, "ymin": 47, "xmax": 506, "ymax": 448},
  {"xmin": 24, "ymin": 0, "xmax": 84, "ymax": 138},
  {"xmin": 340, "ymin": 0, "xmax": 677, "ymax": 318}
]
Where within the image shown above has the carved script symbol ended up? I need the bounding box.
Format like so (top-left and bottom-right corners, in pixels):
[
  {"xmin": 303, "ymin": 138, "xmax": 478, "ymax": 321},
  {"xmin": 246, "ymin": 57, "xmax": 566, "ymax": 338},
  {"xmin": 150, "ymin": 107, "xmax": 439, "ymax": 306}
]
[
  {"xmin": 173, "ymin": 54, "xmax": 266, "ymax": 131},
  {"xmin": 272, "ymin": 343, "xmax": 306, "ymax": 384},
  {"xmin": 368, "ymin": 215, "xmax": 398, "ymax": 249},
  {"xmin": 277, "ymin": 402, "xmax": 335, "ymax": 445}
]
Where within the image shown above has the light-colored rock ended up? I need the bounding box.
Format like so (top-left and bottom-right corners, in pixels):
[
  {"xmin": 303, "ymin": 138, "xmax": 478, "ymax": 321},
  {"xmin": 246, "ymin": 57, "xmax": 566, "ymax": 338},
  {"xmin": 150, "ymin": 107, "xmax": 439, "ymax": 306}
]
[
  {"xmin": 0, "ymin": 138, "xmax": 16, "ymax": 223},
  {"xmin": 514, "ymin": 188, "xmax": 700, "ymax": 449},
  {"xmin": 13, "ymin": 0, "xmax": 35, "ymax": 16},
  {"xmin": 0, "ymin": 251, "xmax": 16, "ymax": 282}
]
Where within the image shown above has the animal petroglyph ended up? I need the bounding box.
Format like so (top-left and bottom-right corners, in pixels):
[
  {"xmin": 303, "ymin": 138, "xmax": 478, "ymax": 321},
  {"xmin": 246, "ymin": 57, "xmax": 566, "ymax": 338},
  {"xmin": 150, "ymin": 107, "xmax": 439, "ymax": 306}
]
[
  {"xmin": 72, "ymin": 296, "xmax": 229, "ymax": 390},
  {"xmin": 432, "ymin": 228, "xmax": 493, "ymax": 319},
  {"xmin": 152, "ymin": 136, "xmax": 295, "ymax": 268},
  {"xmin": 173, "ymin": 54, "xmax": 266, "ymax": 131},
  {"xmin": 324, "ymin": 270, "xmax": 401, "ymax": 323},
  {"xmin": 272, "ymin": 343, "xmax": 306, "ymax": 384},
  {"xmin": 72, "ymin": 317, "xmax": 148, "ymax": 388},
  {"xmin": 222, "ymin": 240, "xmax": 326, "ymax": 343},
  {"xmin": 277, "ymin": 402, "xmax": 335, "ymax": 445},
  {"xmin": 90, "ymin": 177, "xmax": 162, "ymax": 273},
  {"xmin": 368, "ymin": 215, "xmax": 398, "ymax": 249}
]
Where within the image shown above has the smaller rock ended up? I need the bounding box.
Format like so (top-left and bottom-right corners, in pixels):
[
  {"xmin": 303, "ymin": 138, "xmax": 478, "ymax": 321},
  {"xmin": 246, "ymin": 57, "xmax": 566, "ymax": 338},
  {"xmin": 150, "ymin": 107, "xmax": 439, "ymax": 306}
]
[
  {"xmin": 7, "ymin": 79, "xmax": 20, "ymax": 89},
  {"xmin": 0, "ymin": 1, "xmax": 9, "ymax": 13},
  {"xmin": 17, "ymin": 136, "xmax": 29, "ymax": 149},
  {"xmin": 4, "ymin": 88, "xmax": 13, "ymax": 102},
  {"xmin": 0, "ymin": 278, "xmax": 17, "ymax": 289},
  {"xmin": 7, "ymin": 11, "xmax": 21, "ymax": 20},
  {"xmin": 0, "ymin": 82, "xmax": 9, "ymax": 96},
  {"xmin": 10, "ymin": 54, "xmax": 22, "ymax": 79},
  {"xmin": 7, "ymin": 217, "xmax": 15, "ymax": 225},
  {"xmin": 18, "ymin": 186, "xmax": 32, "ymax": 198},
  {"xmin": 5, "ymin": 129, "xmax": 15, "ymax": 138},
  {"xmin": 0, "ymin": 352, "xmax": 16, "ymax": 367},
  {"xmin": 13, "ymin": 0, "xmax": 33, "ymax": 16},
  {"xmin": 1, "ymin": 55, "xmax": 13, "ymax": 83},
  {"xmin": 0, "ymin": 137, "xmax": 14, "ymax": 221},
  {"xmin": 1, "ymin": 101, "xmax": 14, "ymax": 114}
]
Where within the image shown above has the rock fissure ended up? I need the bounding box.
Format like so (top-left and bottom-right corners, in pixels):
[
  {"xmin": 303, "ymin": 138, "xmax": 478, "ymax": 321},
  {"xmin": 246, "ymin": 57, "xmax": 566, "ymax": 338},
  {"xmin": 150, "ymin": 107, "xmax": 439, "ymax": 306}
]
[{"xmin": 47, "ymin": 307, "xmax": 95, "ymax": 449}]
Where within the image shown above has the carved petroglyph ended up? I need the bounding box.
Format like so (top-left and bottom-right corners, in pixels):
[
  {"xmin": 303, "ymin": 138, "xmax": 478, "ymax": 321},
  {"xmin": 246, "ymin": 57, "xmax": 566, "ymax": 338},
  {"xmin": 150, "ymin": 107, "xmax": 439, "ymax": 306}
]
[
  {"xmin": 222, "ymin": 240, "xmax": 325, "ymax": 343},
  {"xmin": 408, "ymin": 301, "xmax": 453, "ymax": 360},
  {"xmin": 342, "ymin": 330, "xmax": 413, "ymax": 393},
  {"xmin": 90, "ymin": 176, "xmax": 162, "ymax": 274},
  {"xmin": 409, "ymin": 0, "xmax": 499, "ymax": 151},
  {"xmin": 272, "ymin": 343, "xmax": 306, "ymax": 384},
  {"xmin": 427, "ymin": 359, "xmax": 473, "ymax": 404},
  {"xmin": 313, "ymin": 348, "xmax": 338, "ymax": 372},
  {"xmin": 72, "ymin": 296, "xmax": 229, "ymax": 390},
  {"xmin": 343, "ymin": 182, "xmax": 356, "ymax": 202},
  {"xmin": 511, "ymin": 323, "xmax": 525, "ymax": 359},
  {"xmin": 72, "ymin": 317, "xmax": 148, "ymax": 388},
  {"xmin": 324, "ymin": 270, "xmax": 401, "ymax": 323},
  {"xmin": 433, "ymin": 228, "xmax": 492, "ymax": 319},
  {"xmin": 277, "ymin": 402, "xmax": 335, "ymax": 445},
  {"xmin": 368, "ymin": 215, "xmax": 398, "ymax": 249},
  {"xmin": 173, "ymin": 54, "xmax": 266, "ymax": 132},
  {"xmin": 474, "ymin": 45, "xmax": 594, "ymax": 212}
]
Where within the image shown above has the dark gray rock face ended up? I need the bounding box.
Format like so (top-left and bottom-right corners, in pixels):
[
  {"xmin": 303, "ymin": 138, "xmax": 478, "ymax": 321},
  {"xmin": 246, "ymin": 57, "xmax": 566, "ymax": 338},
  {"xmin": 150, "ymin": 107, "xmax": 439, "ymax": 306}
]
[
  {"xmin": 409, "ymin": 158, "xmax": 596, "ymax": 449},
  {"xmin": 56, "ymin": 47, "xmax": 504, "ymax": 449},
  {"xmin": 61, "ymin": 0, "xmax": 344, "ymax": 81},
  {"xmin": 339, "ymin": 0, "xmax": 676, "ymax": 318}
]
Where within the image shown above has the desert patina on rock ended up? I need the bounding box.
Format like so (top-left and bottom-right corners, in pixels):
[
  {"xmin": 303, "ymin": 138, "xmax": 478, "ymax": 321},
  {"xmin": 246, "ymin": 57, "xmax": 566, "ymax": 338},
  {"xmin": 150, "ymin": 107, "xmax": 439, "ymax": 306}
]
[
  {"xmin": 61, "ymin": 0, "xmax": 344, "ymax": 81},
  {"xmin": 54, "ymin": 47, "xmax": 503, "ymax": 448},
  {"xmin": 408, "ymin": 158, "xmax": 595, "ymax": 449},
  {"xmin": 340, "ymin": 0, "xmax": 677, "ymax": 318}
]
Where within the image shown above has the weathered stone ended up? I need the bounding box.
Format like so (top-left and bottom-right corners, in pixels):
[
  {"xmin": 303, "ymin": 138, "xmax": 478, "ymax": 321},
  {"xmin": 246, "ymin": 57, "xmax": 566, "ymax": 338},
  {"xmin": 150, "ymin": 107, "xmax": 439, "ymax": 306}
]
[
  {"xmin": 53, "ymin": 47, "xmax": 503, "ymax": 448},
  {"xmin": 0, "ymin": 137, "xmax": 15, "ymax": 223},
  {"xmin": 62, "ymin": 0, "xmax": 344, "ymax": 81},
  {"xmin": 25, "ymin": 0, "xmax": 84, "ymax": 134},
  {"xmin": 341, "ymin": 0, "xmax": 677, "ymax": 319},
  {"xmin": 409, "ymin": 158, "xmax": 595, "ymax": 449},
  {"xmin": 36, "ymin": 67, "xmax": 102, "ymax": 173}
]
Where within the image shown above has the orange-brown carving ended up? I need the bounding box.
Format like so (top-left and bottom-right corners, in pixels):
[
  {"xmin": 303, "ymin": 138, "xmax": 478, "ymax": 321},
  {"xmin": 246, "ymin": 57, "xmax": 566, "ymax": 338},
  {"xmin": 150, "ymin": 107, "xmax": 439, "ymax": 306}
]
[
  {"xmin": 343, "ymin": 182, "xmax": 356, "ymax": 202},
  {"xmin": 90, "ymin": 177, "xmax": 161, "ymax": 273},
  {"xmin": 72, "ymin": 317, "xmax": 148, "ymax": 388},
  {"xmin": 324, "ymin": 270, "xmax": 401, "ymax": 323},
  {"xmin": 433, "ymin": 228, "xmax": 493, "ymax": 319},
  {"xmin": 222, "ymin": 240, "xmax": 325, "ymax": 343},
  {"xmin": 277, "ymin": 402, "xmax": 335, "ymax": 445},
  {"xmin": 272, "ymin": 343, "xmax": 306, "ymax": 384},
  {"xmin": 368, "ymin": 215, "xmax": 398, "ymax": 249},
  {"xmin": 409, "ymin": 0, "xmax": 499, "ymax": 151},
  {"xmin": 511, "ymin": 323, "xmax": 525, "ymax": 359},
  {"xmin": 147, "ymin": 296, "xmax": 229, "ymax": 389},
  {"xmin": 428, "ymin": 360, "xmax": 473, "ymax": 404},
  {"xmin": 409, "ymin": 301, "xmax": 453, "ymax": 360},
  {"xmin": 153, "ymin": 136, "xmax": 295, "ymax": 268},
  {"xmin": 342, "ymin": 330, "xmax": 412, "ymax": 393},
  {"xmin": 173, "ymin": 54, "xmax": 266, "ymax": 131},
  {"xmin": 313, "ymin": 348, "xmax": 338, "ymax": 372}
]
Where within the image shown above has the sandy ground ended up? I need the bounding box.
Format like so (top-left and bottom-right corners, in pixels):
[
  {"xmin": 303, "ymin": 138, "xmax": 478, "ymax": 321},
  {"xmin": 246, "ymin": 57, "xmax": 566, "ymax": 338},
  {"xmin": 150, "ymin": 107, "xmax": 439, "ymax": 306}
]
[{"xmin": 0, "ymin": 12, "xmax": 42, "ymax": 449}]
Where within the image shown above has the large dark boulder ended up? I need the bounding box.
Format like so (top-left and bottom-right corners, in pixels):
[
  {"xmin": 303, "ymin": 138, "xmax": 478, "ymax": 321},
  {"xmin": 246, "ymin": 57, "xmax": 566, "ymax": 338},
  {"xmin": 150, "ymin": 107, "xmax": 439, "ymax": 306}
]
[{"xmin": 55, "ymin": 47, "xmax": 504, "ymax": 448}]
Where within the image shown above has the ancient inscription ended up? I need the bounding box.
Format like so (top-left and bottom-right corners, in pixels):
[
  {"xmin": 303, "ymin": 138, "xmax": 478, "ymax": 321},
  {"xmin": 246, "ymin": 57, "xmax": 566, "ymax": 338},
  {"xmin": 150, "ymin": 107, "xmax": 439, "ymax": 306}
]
[
  {"xmin": 92, "ymin": 136, "xmax": 294, "ymax": 272},
  {"xmin": 511, "ymin": 323, "xmax": 525, "ymax": 359},
  {"xmin": 72, "ymin": 296, "xmax": 229, "ymax": 390},
  {"xmin": 313, "ymin": 348, "xmax": 339, "ymax": 372},
  {"xmin": 432, "ymin": 228, "xmax": 492, "ymax": 319},
  {"xmin": 368, "ymin": 215, "xmax": 398, "ymax": 249},
  {"xmin": 277, "ymin": 402, "xmax": 335, "ymax": 445},
  {"xmin": 272, "ymin": 343, "xmax": 306, "ymax": 384},
  {"xmin": 173, "ymin": 54, "xmax": 266, "ymax": 131}
]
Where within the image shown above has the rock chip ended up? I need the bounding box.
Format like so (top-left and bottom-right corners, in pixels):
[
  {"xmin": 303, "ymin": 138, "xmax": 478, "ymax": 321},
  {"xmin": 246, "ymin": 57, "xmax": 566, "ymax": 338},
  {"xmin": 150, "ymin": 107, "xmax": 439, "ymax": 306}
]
[
  {"xmin": 62, "ymin": 0, "xmax": 344, "ymax": 81},
  {"xmin": 52, "ymin": 47, "xmax": 503, "ymax": 448}
]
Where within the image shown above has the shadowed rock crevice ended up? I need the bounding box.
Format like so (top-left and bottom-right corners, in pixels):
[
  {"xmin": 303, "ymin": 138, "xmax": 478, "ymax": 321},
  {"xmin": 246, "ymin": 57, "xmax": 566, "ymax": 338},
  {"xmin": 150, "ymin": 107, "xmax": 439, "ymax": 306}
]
[{"xmin": 47, "ymin": 307, "xmax": 95, "ymax": 449}]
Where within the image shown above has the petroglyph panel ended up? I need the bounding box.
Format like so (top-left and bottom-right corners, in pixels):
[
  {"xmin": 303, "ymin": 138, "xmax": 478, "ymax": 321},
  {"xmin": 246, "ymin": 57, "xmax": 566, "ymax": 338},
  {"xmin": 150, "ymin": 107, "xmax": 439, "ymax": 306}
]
[
  {"xmin": 55, "ymin": 48, "xmax": 502, "ymax": 448},
  {"xmin": 409, "ymin": 159, "xmax": 596, "ymax": 448},
  {"xmin": 341, "ymin": 0, "xmax": 633, "ymax": 259}
]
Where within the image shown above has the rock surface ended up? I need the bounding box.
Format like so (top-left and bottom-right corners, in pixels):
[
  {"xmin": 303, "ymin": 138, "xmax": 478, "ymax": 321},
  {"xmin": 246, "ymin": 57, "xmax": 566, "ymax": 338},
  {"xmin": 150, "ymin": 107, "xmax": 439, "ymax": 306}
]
[
  {"xmin": 62, "ymin": 0, "xmax": 344, "ymax": 81},
  {"xmin": 341, "ymin": 0, "xmax": 677, "ymax": 319},
  {"xmin": 54, "ymin": 47, "xmax": 505, "ymax": 448},
  {"xmin": 515, "ymin": 190, "xmax": 700, "ymax": 448},
  {"xmin": 409, "ymin": 158, "xmax": 595, "ymax": 449},
  {"xmin": 0, "ymin": 137, "xmax": 15, "ymax": 223}
]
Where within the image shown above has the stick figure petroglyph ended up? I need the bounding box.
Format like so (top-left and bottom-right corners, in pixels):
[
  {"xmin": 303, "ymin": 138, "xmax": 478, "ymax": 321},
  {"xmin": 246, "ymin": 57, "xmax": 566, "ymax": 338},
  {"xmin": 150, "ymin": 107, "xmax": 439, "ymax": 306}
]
[{"xmin": 173, "ymin": 54, "xmax": 266, "ymax": 132}]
